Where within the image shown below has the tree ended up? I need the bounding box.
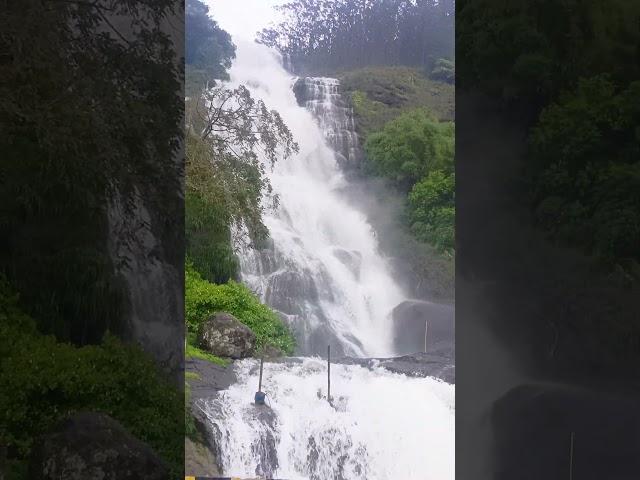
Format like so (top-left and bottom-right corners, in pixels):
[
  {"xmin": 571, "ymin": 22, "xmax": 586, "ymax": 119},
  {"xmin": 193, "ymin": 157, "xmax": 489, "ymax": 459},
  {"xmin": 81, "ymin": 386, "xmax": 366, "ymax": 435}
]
[
  {"xmin": 184, "ymin": 8, "xmax": 298, "ymax": 282},
  {"xmin": 0, "ymin": 0, "xmax": 182, "ymax": 342},
  {"xmin": 185, "ymin": 0, "xmax": 236, "ymax": 95},
  {"xmin": 257, "ymin": 0, "xmax": 454, "ymax": 74}
]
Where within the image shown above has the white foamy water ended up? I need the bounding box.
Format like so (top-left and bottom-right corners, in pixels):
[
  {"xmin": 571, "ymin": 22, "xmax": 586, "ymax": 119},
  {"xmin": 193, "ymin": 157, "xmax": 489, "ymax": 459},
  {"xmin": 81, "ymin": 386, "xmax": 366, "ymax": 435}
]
[
  {"xmin": 200, "ymin": 358, "xmax": 455, "ymax": 480},
  {"xmin": 227, "ymin": 40, "xmax": 406, "ymax": 358},
  {"xmin": 201, "ymin": 39, "xmax": 454, "ymax": 480}
]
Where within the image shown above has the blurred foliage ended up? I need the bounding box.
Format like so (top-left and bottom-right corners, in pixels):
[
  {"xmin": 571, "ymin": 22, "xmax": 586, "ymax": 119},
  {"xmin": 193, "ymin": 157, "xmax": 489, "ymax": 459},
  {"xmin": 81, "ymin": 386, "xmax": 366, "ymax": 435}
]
[
  {"xmin": 0, "ymin": 277, "xmax": 184, "ymax": 478},
  {"xmin": 458, "ymin": 0, "xmax": 640, "ymax": 271},
  {"xmin": 185, "ymin": 264, "xmax": 295, "ymax": 355},
  {"xmin": 0, "ymin": 0, "xmax": 182, "ymax": 344},
  {"xmin": 0, "ymin": 2, "xmax": 183, "ymax": 475},
  {"xmin": 529, "ymin": 76, "xmax": 640, "ymax": 262}
]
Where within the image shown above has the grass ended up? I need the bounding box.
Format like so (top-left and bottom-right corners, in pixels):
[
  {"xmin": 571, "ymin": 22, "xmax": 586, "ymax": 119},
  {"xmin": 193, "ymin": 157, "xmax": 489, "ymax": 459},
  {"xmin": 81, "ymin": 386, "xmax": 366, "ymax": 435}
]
[
  {"xmin": 185, "ymin": 371, "xmax": 201, "ymax": 381},
  {"xmin": 185, "ymin": 343, "xmax": 229, "ymax": 366},
  {"xmin": 338, "ymin": 66, "xmax": 454, "ymax": 140}
]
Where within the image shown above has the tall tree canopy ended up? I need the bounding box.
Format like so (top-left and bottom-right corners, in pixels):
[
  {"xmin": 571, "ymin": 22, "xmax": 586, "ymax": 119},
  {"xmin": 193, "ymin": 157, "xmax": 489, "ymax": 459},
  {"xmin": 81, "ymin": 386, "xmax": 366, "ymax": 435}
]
[
  {"xmin": 458, "ymin": 0, "xmax": 640, "ymax": 266},
  {"xmin": 184, "ymin": 3, "xmax": 298, "ymax": 283},
  {"xmin": 0, "ymin": 0, "xmax": 182, "ymax": 343},
  {"xmin": 258, "ymin": 0, "xmax": 455, "ymax": 74},
  {"xmin": 185, "ymin": 0, "xmax": 235, "ymax": 93}
]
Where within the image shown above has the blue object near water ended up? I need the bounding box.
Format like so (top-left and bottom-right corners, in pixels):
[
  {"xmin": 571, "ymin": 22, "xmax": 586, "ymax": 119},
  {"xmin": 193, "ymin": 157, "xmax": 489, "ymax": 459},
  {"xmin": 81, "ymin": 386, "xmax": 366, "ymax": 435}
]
[{"xmin": 255, "ymin": 391, "xmax": 266, "ymax": 405}]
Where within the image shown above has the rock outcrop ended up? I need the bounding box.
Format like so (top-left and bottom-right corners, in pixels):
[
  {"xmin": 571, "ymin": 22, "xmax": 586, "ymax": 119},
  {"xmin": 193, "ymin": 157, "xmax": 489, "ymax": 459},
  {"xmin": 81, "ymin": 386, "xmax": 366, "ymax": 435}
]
[
  {"xmin": 391, "ymin": 300, "xmax": 454, "ymax": 357},
  {"xmin": 185, "ymin": 436, "xmax": 220, "ymax": 477},
  {"xmin": 198, "ymin": 313, "xmax": 256, "ymax": 359},
  {"xmin": 28, "ymin": 412, "xmax": 168, "ymax": 480}
]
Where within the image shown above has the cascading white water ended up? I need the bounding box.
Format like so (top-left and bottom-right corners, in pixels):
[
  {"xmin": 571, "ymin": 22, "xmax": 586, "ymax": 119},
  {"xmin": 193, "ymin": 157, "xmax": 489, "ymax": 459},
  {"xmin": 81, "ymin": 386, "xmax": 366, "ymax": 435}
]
[
  {"xmin": 230, "ymin": 40, "xmax": 405, "ymax": 359},
  {"xmin": 200, "ymin": 39, "xmax": 454, "ymax": 480},
  {"xmin": 201, "ymin": 358, "xmax": 454, "ymax": 480}
]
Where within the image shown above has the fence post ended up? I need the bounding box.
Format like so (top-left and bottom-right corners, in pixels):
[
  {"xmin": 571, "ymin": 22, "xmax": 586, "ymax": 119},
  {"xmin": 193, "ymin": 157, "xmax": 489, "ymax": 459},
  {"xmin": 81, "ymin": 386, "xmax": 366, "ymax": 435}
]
[{"xmin": 327, "ymin": 345, "xmax": 331, "ymax": 403}]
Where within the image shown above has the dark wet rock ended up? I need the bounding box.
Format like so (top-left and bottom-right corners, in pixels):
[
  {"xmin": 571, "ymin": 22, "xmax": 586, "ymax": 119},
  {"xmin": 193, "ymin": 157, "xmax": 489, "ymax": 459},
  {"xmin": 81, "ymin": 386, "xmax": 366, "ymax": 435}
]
[
  {"xmin": 185, "ymin": 358, "xmax": 236, "ymax": 476},
  {"xmin": 265, "ymin": 270, "xmax": 319, "ymax": 316},
  {"xmin": 186, "ymin": 357, "xmax": 236, "ymax": 401},
  {"xmin": 28, "ymin": 412, "xmax": 167, "ymax": 480},
  {"xmin": 332, "ymin": 247, "xmax": 362, "ymax": 278},
  {"xmin": 391, "ymin": 300, "xmax": 454, "ymax": 357},
  {"xmin": 246, "ymin": 405, "xmax": 279, "ymax": 477},
  {"xmin": 293, "ymin": 316, "xmax": 348, "ymax": 358},
  {"xmin": 338, "ymin": 352, "xmax": 455, "ymax": 384},
  {"xmin": 185, "ymin": 436, "xmax": 220, "ymax": 477},
  {"xmin": 198, "ymin": 313, "xmax": 256, "ymax": 359},
  {"xmin": 492, "ymin": 383, "xmax": 640, "ymax": 480},
  {"xmin": 258, "ymin": 344, "xmax": 286, "ymax": 360},
  {"xmin": 292, "ymin": 77, "xmax": 307, "ymax": 106}
]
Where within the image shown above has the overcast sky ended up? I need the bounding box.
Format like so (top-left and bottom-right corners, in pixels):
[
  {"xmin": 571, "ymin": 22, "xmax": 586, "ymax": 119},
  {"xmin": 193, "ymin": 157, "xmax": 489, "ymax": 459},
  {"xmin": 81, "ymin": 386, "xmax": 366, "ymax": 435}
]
[{"xmin": 207, "ymin": 0, "xmax": 285, "ymax": 42}]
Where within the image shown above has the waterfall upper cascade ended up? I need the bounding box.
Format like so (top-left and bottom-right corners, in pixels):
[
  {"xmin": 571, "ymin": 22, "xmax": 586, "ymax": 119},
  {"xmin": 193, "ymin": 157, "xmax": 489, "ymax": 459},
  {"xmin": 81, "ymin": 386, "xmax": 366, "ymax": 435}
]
[{"xmin": 199, "ymin": 40, "xmax": 454, "ymax": 480}]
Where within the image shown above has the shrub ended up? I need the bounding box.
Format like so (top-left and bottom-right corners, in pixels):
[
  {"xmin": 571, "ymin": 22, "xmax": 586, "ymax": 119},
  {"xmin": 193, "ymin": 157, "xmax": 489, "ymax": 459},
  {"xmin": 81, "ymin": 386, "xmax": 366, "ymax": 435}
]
[
  {"xmin": 0, "ymin": 277, "xmax": 184, "ymax": 477},
  {"xmin": 185, "ymin": 264, "xmax": 295, "ymax": 354}
]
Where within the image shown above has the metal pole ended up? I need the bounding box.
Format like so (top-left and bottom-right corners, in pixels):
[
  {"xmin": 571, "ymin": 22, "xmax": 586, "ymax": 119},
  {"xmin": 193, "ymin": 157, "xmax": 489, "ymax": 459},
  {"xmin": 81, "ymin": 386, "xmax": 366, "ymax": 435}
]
[
  {"xmin": 258, "ymin": 356, "xmax": 264, "ymax": 392},
  {"xmin": 569, "ymin": 432, "xmax": 574, "ymax": 480},
  {"xmin": 424, "ymin": 320, "xmax": 428, "ymax": 353},
  {"xmin": 327, "ymin": 345, "xmax": 331, "ymax": 403}
]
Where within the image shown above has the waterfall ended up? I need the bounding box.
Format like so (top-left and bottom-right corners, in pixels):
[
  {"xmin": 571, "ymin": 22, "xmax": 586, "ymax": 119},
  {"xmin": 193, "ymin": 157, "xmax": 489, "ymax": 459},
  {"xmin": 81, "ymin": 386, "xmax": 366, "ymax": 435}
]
[
  {"xmin": 200, "ymin": 39, "xmax": 454, "ymax": 480},
  {"xmin": 231, "ymin": 41, "xmax": 406, "ymax": 359}
]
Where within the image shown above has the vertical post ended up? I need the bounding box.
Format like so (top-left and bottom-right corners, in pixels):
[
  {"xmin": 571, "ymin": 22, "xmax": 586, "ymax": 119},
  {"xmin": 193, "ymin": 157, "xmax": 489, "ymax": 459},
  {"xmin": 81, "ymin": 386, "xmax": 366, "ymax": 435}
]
[
  {"xmin": 569, "ymin": 431, "xmax": 574, "ymax": 480},
  {"xmin": 258, "ymin": 356, "xmax": 264, "ymax": 392},
  {"xmin": 327, "ymin": 345, "xmax": 331, "ymax": 403},
  {"xmin": 424, "ymin": 320, "xmax": 428, "ymax": 353}
]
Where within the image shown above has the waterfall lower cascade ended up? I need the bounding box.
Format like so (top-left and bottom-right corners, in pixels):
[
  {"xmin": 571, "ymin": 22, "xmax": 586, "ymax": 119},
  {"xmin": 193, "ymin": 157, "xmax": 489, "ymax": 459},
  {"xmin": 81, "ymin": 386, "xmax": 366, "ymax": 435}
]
[{"xmin": 200, "ymin": 40, "xmax": 454, "ymax": 480}]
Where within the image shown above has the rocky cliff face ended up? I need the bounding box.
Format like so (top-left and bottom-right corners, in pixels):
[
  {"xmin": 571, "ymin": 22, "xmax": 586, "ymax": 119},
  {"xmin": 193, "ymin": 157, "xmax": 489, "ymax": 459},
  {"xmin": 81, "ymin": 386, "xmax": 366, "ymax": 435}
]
[
  {"xmin": 293, "ymin": 77, "xmax": 363, "ymax": 170},
  {"xmin": 107, "ymin": 177, "xmax": 184, "ymax": 379}
]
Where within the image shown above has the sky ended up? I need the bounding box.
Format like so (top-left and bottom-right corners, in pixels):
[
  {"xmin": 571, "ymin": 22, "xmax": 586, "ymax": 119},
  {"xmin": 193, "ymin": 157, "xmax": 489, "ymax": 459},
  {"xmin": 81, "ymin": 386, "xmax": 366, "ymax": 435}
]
[{"xmin": 207, "ymin": 0, "xmax": 285, "ymax": 41}]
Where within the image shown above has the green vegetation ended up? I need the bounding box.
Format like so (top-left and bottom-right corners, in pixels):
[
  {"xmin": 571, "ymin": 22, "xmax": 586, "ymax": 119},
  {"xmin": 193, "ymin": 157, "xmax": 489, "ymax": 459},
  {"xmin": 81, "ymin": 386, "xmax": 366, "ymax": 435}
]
[
  {"xmin": 258, "ymin": 0, "xmax": 453, "ymax": 73},
  {"xmin": 186, "ymin": 343, "xmax": 229, "ymax": 366},
  {"xmin": 529, "ymin": 76, "xmax": 640, "ymax": 264},
  {"xmin": 0, "ymin": 278, "xmax": 184, "ymax": 477},
  {"xmin": 364, "ymin": 110, "xmax": 455, "ymax": 255},
  {"xmin": 1, "ymin": 2, "xmax": 183, "ymax": 476},
  {"xmin": 185, "ymin": 264, "xmax": 295, "ymax": 355},
  {"xmin": 429, "ymin": 58, "xmax": 455, "ymax": 84},
  {"xmin": 408, "ymin": 171, "xmax": 455, "ymax": 253},
  {"xmin": 339, "ymin": 66, "xmax": 454, "ymax": 138},
  {"xmin": 459, "ymin": 0, "xmax": 640, "ymax": 271}
]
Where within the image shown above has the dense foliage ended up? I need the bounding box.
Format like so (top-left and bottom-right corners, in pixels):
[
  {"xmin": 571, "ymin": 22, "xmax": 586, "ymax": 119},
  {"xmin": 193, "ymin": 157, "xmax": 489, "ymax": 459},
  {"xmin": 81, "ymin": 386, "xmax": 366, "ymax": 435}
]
[
  {"xmin": 0, "ymin": 278, "xmax": 184, "ymax": 477},
  {"xmin": 185, "ymin": 0, "xmax": 235, "ymax": 95},
  {"xmin": 365, "ymin": 110, "xmax": 455, "ymax": 253},
  {"xmin": 340, "ymin": 66, "xmax": 455, "ymax": 137},
  {"xmin": 458, "ymin": 0, "xmax": 640, "ymax": 269},
  {"xmin": 258, "ymin": 0, "xmax": 454, "ymax": 74},
  {"xmin": 529, "ymin": 76, "xmax": 640, "ymax": 262},
  {"xmin": 185, "ymin": 2, "xmax": 298, "ymax": 283},
  {"xmin": 185, "ymin": 265, "xmax": 296, "ymax": 355},
  {"xmin": 0, "ymin": 0, "xmax": 182, "ymax": 343}
]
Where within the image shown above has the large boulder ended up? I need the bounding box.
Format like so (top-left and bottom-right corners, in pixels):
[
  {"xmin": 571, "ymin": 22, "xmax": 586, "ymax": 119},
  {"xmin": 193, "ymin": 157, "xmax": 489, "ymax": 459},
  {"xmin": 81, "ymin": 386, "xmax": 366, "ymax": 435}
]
[
  {"xmin": 391, "ymin": 300, "xmax": 454, "ymax": 357},
  {"xmin": 28, "ymin": 412, "xmax": 168, "ymax": 480},
  {"xmin": 198, "ymin": 312, "xmax": 256, "ymax": 359},
  {"xmin": 185, "ymin": 436, "xmax": 220, "ymax": 478}
]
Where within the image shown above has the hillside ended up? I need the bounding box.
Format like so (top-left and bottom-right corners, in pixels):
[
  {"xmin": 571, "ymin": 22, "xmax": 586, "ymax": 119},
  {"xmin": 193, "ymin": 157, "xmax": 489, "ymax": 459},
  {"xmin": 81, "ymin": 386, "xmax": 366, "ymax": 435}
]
[{"xmin": 338, "ymin": 66, "xmax": 454, "ymax": 140}]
